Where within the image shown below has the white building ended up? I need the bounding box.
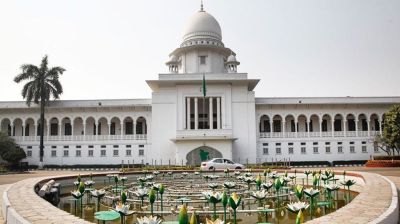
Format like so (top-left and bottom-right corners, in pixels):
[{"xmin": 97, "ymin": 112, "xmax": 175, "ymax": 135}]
[{"xmin": 0, "ymin": 7, "xmax": 399, "ymax": 167}]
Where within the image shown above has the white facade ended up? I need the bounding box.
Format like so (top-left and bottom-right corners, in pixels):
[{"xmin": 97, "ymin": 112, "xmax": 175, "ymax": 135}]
[{"xmin": 0, "ymin": 8, "xmax": 399, "ymax": 166}]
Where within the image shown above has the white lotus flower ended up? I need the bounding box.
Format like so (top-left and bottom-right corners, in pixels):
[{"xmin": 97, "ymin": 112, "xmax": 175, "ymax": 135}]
[
  {"xmin": 182, "ymin": 172, "xmax": 189, "ymax": 176},
  {"xmin": 244, "ymin": 176, "xmax": 255, "ymax": 183},
  {"xmin": 261, "ymin": 181, "xmax": 274, "ymax": 190},
  {"xmin": 137, "ymin": 215, "xmax": 162, "ymax": 224},
  {"xmin": 206, "ymin": 218, "xmax": 225, "ymax": 224},
  {"xmin": 71, "ymin": 190, "xmax": 82, "ymax": 198},
  {"xmin": 146, "ymin": 175, "xmax": 154, "ymax": 180},
  {"xmin": 234, "ymin": 171, "xmax": 241, "ymax": 176},
  {"xmin": 153, "ymin": 171, "xmax": 160, "ymax": 175},
  {"xmin": 324, "ymin": 184, "xmax": 340, "ymax": 191},
  {"xmin": 209, "ymin": 175, "xmax": 219, "ymax": 180},
  {"xmin": 303, "ymin": 188, "xmax": 320, "ymax": 198},
  {"xmin": 203, "ymin": 191, "xmax": 223, "ymax": 203},
  {"xmin": 251, "ymin": 190, "xmax": 267, "ymax": 200},
  {"xmin": 269, "ymin": 172, "xmax": 279, "ymax": 179},
  {"xmin": 286, "ymin": 201, "xmax": 309, "ymax": 213},
  {"xmin": 115, "ymin": 203, "xmax": 130, "ymax": 214},
  {"xmin": 194, "ymin": 171, "xmax": 200, "ymax": 175},
  {"xmin": 90, "ymin": 189, "xmax": 106, "ymax": 197},
  {"xmin": 223, "ymin": 181, "xmax": 236, "ymax": 189},
  {"xmin": 120, "ymin": 176, "xmax": 128, "ymax": 181},
  {"xmin": 133, "ymin": 188, "xmax": 148, "ymax": 198},
  {"xmin": 84, "ymin": 180, "xmax": 95, "ymax": 186},
  {"xmin": 208, "ymin": 183, "xmax": 219, "ymax": 189}
]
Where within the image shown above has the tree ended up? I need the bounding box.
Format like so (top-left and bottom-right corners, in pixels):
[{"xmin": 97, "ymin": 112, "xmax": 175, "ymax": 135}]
[
  {"xmin": 374, "ymin": 105, "xmax": 400, "ymax": 157},
  {"xmin": 0, "ymin": 132, "xmax": 26, "ymax": 165},
  {"xmin": 14, "ymin": 55, "xmax": 65, "ymax": 168}
]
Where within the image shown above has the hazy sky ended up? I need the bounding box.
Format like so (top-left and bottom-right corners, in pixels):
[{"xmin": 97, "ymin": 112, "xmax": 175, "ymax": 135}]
[{"xmin": 0, "ymin": 0, "xmax": 399, "ymax": 101}]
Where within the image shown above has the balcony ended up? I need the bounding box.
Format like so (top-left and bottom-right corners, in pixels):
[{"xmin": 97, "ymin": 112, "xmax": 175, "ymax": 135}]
[
  {"xmin": 12, "ymin": 134, "xmax": 147, "ymax": 142},
  {"xmin": 259, "ymin": 131, "xmax": 376, "ymax": 139}
]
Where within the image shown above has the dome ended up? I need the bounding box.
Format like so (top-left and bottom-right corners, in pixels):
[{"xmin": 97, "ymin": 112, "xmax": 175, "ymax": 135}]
[
  {"xmin": 227, "ymin": 54, "xmax": 237, "ymax": 62},
  {"xmin": 182, "ymin": 11, "xmax": 222, "ymax": 43}
]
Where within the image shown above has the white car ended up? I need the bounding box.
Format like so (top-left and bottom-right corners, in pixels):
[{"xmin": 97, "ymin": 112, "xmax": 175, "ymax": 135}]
[{"xmin": 200, "ymin": 158, "xmax": 245, "ymax": 171}]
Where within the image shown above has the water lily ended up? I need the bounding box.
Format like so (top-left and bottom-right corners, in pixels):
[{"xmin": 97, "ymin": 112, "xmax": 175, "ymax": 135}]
[
  {"xmin": 206, "ymin": 218, "xmax": 225, "ymax": 224},
  {"xmin": 120, "ymin": 176, "xmax": 128, "ymax": 186},
  {"xmin": 303, "ymin": 188, "xmax": 320, "ymax": 198},
  {"xmin": 182, "ymin": 172, "xmax": 189, "ymax": 176},
  {"xmin": 228, "ymin": 193, "xmax": 241, "ymax": 224},
  {"xmin": 149, "ymin": 189, "xmax": 156, "ymax": 215},
  {"xmin": 146, "ymin": 175, "xmax": 154, "ymax": 181},
  {"xmin": 234, "ymin": 171, "xmax": 241, "ymax": 176},
  {"xmin": 194, "ymin": 171, "xmax": 200, "ymax": 175},
  {"xmin": 203, "ymin": 191, "xmax": 222, "ymax": 220},
  {"xmin": 286, "ymin": 201, "xmax": 309, "ymax": 213},
  {"xmin": 71, "ymin": 190, "xmax": 82, "ymax": 199},
  {"xmin": 137, "ymin": 215, "xmax": 162, "ymax": 224},
  {"xmin": 167, "ymin": 171, "xmax": 173, "ymax": 176},
  {"xmin": 209, "ymin": 175, "xmax": 219, "ymax": 180},
  {"xmin": 84, "ymin": 180, "xmax": 95, "ymax": 187},
  {"xmin": 244, "ymin": 176, "xmax": 255, "ymax": 190},
  {"xmin": 91, "ymin": 189, "xmax": 106, "ymax": 197},
  {"xmin": 138, "ymin": 177, "xmax": 147, "ymax": 183},
  {"xmin": 324, "ymin": 184, "xmax": 340, "ymax": 201},
  {"xmin": 341, "ymin": 179, "xmax": 356, "ymax": 201},
  {"xmin": 251, "ymin": 190, "xmax": 267, "ymax": 207},
  {"xmin": 294, "ymin": 185, "xmax": 304, "ymax": 201},
  {"xmin": 269, "ymin": 171, "xmax": 279, "ymax": 180},
  {"xmin": 223, "ymin": 182, "xmax": 236, "ymax": 192},
  {"xmin": 153, "ymin": 171, "xmax": 160, "ymax": 176},
  {"xmin": 304, "ymin": 170, "xmax": 312, "ymax": 186},
  {"xmin": 244, "ymin": 172, "xmax": 252, "ymax": 177},
  {"xmin": 208, "ymin": 183, "xmax": 219, "ymax": 190},
  {"xmin": 261, "ymin": 181, "xmax": 274, "ymax": 191},
  {"xmin": 133, "ymin": 188, "xmax": 148, "ymax": 206},
  {"xmin": 115, "ymin": 202, "xmax": 130, "ymax": 214}
]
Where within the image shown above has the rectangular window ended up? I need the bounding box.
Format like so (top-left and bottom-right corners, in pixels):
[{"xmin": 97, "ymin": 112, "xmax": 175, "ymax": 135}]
[
  {"xmin": 76, "ymin": 150, "xmax": 81, "ymax": 157},
  {"xmin": 288, "ymin": 147, "xmax": 294, "ymax": 154},
  {"xmin": 64, "ymin": 123, "xmax": 72, "ymax": 136},
  {"xmin": 63, "ymin": 150, "xmax": 69, "ymax": 157},
  {"xmin": 126, "ymin": 149, "xmax": 132, "ymax": 156},
  {"xmin": 313, "ymin": 142, "xmax": 318, "ymax": 145},
  {"xmin": 275, "ymin": 143, "xmax": 281, "ymax": 146},
  {"xmin": 27, "ymin": 146, "xmax": 32, "ymax": 149},
  {"xmin": 199, "ymin": 56, "xmax": 206, "ymax": 65},
  {"xmin": 301, "ymin": 142, "xmax": 306, "ymax": 146},
  {"xmin": 113, "ymin": 150, "xmax": 119, "ymax": 156},
  {"xmin": 76, "ymin": 145, "xmax": 81, "ymax": 149},
  {"xmin": 362, "ymin": 146, "xmax": 367, "ymax": 153},
  {"xmin": 63, "ymin": 145, "xmax": 69, "ymax": 149},
  {"xmin": 110, "ymin": 122, "xmax": 116, "ymax": 135},
  {"xmin": 51, "ymin": 145, "xmax": 57, "ymax": 149},
  {"xmin": 374, "ymin": 144, "xmax": 379, "ymax": 153},
  {"xmin": 350, "ymin": 141, "xmax": 355, "ymax": 145},
  {"xmin": 139, "ymin": 145, "xmax": 144, "ymax": 148},
  {"xmin": 325, "ymin": 142, "xmax": 330, "ymax": 145},
  {"xmin": 263, "ymin": 148, "xmax": 268, "ymax": 155},
  {"xmin": 362, "ymin": 141, "xmax": 367, "ymax": 144},
  {"xmin": 88, "ymin": 150, "xmax": 94, "ymax": 157},
  {"xmin": 50, "ymin": 123, "xmax": 58, "ymax": 136},
  {"xmin": 27, "ymin": 150, "xmax": 32, "ymax": 157},
  {"xmin": 301, "ymin": 147, "xmax": 306, "ymax": 154},
  {"xmin": 313, "ymin": 147, "xmax": 319, "ymax": 154},
  {"xmin": 338, "ymin": 142, "xmax": 342, "ymax": 145},
  {"xmin": 338, "ymin": 146, "xmax": 343, "ymax": 153},
  {"xmin": 88, "ymin": 145, "xmax": 94, "ymax": 148},
  {"xmin": 350, "ymin": 146, "xmax": 355, "ymax": 153},
  {"xmin": 113, "ymin": 145, "xmax": 119, "ymax": 148},
  {"xmin": 326, "ymin": 147, "xmax": 331, "ymax": 153},
  {"xmin": 101, "ymin": 150, "xmax": 106, "ymax": 157},
  {"xmin": 276, "ymin": 148, "xmax": 281, "ymax": 154},
  {"xmin": 51, "ymin": 150, "xmax": 57, "ymax": 157},
  {"xmin": 126, "ymin": 145, "xmax": 132, "ymax": 148},
  {"xmin": 139, "ymin": 149, "xmax": 144, "ymax": 156},
  {"xmin": 262, "ymin": 143, "xmax": 268, "ymax": 146},
  {"xmin": 288, "ymin": 142, "xmax": 293, "ymax": 146},
  {"xmin": 101, "ymin": 145, "xmax": 106, "ymax": 148}
]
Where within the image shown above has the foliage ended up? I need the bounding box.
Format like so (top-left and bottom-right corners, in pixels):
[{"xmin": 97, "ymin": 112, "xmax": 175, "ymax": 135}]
[
  {"xmin": 374, "ymin": 105, "xmax": 400, "ymax": 156},
  {"xmin": 0, "ymin": 132, "xmax": 26, "ymax": 165},
  {"xmin": 365, "ymin": 160, "xmax": 400, "ymax": 167}
]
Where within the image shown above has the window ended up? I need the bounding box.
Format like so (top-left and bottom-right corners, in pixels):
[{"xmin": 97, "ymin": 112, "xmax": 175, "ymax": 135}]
[
  {"xmin": 113, "ymin": 150, "xmax": 119, "ymax": 156},
  {"xmin": 63, "ymin": 145, "xmax": 69, "ymax": 149},
  {"xmin": 288, "ymin": 142, "xmax": 293, "ymax": 146},
  {"xmin": 275, "ymin": 143, "xmax": 281, "ymax": 146},
  {"xmin": 350, "ymin": 141, "xmax": 354, "ymax": 145},
  {"xmin": 126, "ymin": 149, "xmax": 132, "ymax": 156},
  {"xmin": 27, "ymin": 150, "xmax": 32, "ymax": 157},
  {"xmin": 51, "ymin": 145, "xmax": 57, "ymax": 149},
  {"xmin": 313, "ymin": 142, "xmax": 318, "ymax": 145},
  {"xmin": 350, "ymin": 146, "xmax": 355, "ymax": 153},
  {"xmin": 50, "ymin": 123, "xmax": 58, "ymax": 136},
  {"xmin": 276, "ymin": 148, "xmax": 281, "ymax": 154},
  {"xmin": 88, "ymin": 145, "xmax": 94, "ymax": 148},
  {"xmin": 64, "ymin": 123, "xmax": 72, "ymax": 136},
  {"xmin": 263, "ymin": 148, "xmax": 268, "ymax": 155},
  {"xmin": 63, "ymin": 150, "xmax": 69, "ymax": 157},
  {"xmin": 313, "ymin": 147, "xmax": 319, "ymax": 154},
  {"xmin": 301, "ymin": 147, "xmax": 306, "ymax": 154},
  {"xmin": 214, "ymin": 159, "xmax": 223, "ymax": 163},
  {"xmin": 76, "ymin": 145, "xmax": 81, "ymax": 148},
  {"xmin": 362, "ymin": 141, "xmax": 367, "ymax": 144},
  {"xmin": 126, "ymin": 145, "xmax": 132, "ymax": 148},
  {"xmin": 374, "ymin": 144, "xmax": 379, "ymax": 153},
  {"xmin": 101, "ymin": 145, "xmax": 106, "ymax": 148},
  {"xmin": 326, "ymin": 147, "xmax": 331, "ymax": 153},
  {"xmin": 325, "ymin": 142, "xmax": 330, "ymax": 145},
  {"xmin": 110, "ymin": 122, "xmax": 116, "ymax": 135},
  {"xmin": 51, "ymin": 150, "xmax": 57, "ymax": 157},
  {"xmin": 113, "ymin": 145, "xmax": 119, "ymax": 148},
  {"xmin": 101, "ymin": 150, "xmax": 106, "ymax": 157},
  {"xmin": 338, "ymin": 142, "xmax": 342, "ymax": 145},
  {"xmin": 199, "ymin": 56, "xmax": 206, "ymax": 65},
  {"xmin": 139, "ymin": 149, "xmax": 144, "ymax": 156},
  {"xmin": 125, "ymin": 122, "xmax": 133, "ymax": 135},
  {"xmin": 338, "ymin": 146, "xmax": 343, "ymax": 153},
  {"xmin": 76, "ymin": 150, "xmax": 81, "ymax": 157},
  {"xmin": 301, "ymin": 142, "xmax": 306, "ymax": 146},
  {"xmin": 288, "ymin": 147, "xmax": 294, "ymax": 154},
  {"xmin": 88, "ymin": 150, "xmax": 94, "ymax": 157},
  {"xmin": 139, "ymin": 145, "xmax": 144, "ymax": 148},
  {"xmin": 262, "ymin": 143, "xmax": 268, "ymax": 146},
  {"xmin": 362, "ymin": 146, "xmax": 367, "ymax": 153}
]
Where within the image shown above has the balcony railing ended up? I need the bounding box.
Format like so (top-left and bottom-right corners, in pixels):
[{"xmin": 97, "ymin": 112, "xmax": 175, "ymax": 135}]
[
  {"xmin": 259, "ymin": 131, "xmax": 376, "ymax": 139},
  {"xmin": 12, "ymin": 134, "xmax": 147, "ymax": 142}
]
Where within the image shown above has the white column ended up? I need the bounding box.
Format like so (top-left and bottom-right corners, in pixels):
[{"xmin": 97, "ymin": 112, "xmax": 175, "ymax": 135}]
[
  {"xmin": 194, "ymin": 98, "xmax": 198, "ymax": 130},
  {"xmin": 379, "ymin": 118, "xmax": 383, "ymax": 135},
  {"xmin": 34, "ymin": 123, "xmax": 37, "ymax": 140},
  {"xmin": 133, "ymin": 121, "xmax": 137, "ymax": 138},
  {"xmin": 331, "ymin": 121, "xmax": 335, "ymax": 137},
  {"xmin": 83, "ymin": 123, "xmax": 86, "ymax": 137},
  {"xmin": 344, "ymin": 120, "xmax": 347, "ymax": 137},
  {"xmin": 294, "ymin": 119, "xmax": 298, "ymax": 138},
  {"xmin": 120, "ymin": 122, "xmax": 124, "ymax": 137},
  {"xmin": 71, "ymin": 123, "xmax": 74, "ymax": 136},
  {"xmin": 47, "ymin": 124, "xmax": 50, "ymax": 137},
  {"xmin": 59, "ymin": 123, "xmax": 62, "ymax": 136},
  {"xmin": 319, "ymin": 120, "xmax": 322, "ymax": 137},
  {"xmin": 21, "ymin": 125, "xmax": 25, "ymax": 140},
  {"xmin": 355, "ymin": 120, "xmax": 359, "ymax": 137},
  {"xmin": 108, "ymin": 123, "xmax": 112, "ymax": 135},
  {"xmin": 186, "ymin": 98, "xmax": 191, "ymax": 130},
  {"xmin": 217, "ymin": 97, "xmax": 221, "ymax": 129},
  {"xmin": 367, "ymin": 119, "xmax": 371, "ymax": 137},
  {"xmin": 209, "ymin": 97, "xmax": 213, "ymax": 130},
  {"xmin": 282, "ymin": 121, "xmax": 286, "ymax": 137},
  {"xmin": 260, "ymin": 119, "xmax": 265, "ymax": 132},
  {"xmin": 307, "ymin": 119, "xmax": 310, "ymax": 138}
]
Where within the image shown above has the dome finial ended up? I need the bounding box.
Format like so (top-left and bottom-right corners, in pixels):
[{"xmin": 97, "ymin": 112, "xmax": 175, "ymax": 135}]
[{"xmin": 200, "ymin": 0, "xmax": 204, "ymax": 12}]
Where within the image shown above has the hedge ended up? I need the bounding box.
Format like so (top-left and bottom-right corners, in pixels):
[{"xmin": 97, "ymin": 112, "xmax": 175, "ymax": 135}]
[
  {"xmin": 373, "ymin": 155, "xmax": 400, "ymax": 160},
  {"xmin": 365, "ymin": 160, "xmax": 400, "ymax": 167}
]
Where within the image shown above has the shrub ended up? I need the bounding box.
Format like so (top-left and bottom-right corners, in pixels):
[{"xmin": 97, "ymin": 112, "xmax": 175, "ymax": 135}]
[
  {"xmin": 365, "ymin": 160, "xmax": 400, "ymax": 167},
  {"xmin": 372, "ymin": 155, "xmax": 400, "ymax": 160}
]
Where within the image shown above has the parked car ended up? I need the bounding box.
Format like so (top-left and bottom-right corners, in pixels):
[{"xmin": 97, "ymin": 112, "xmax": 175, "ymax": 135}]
[{"xmin": 200, "ymin": 158, "xmax": 245, "ymax": 171}]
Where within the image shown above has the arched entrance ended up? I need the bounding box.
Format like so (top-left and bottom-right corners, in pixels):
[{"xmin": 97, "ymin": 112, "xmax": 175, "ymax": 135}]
[{"xmin": 186, "ymin": 146, "xmax": 222, "ymax": 166}]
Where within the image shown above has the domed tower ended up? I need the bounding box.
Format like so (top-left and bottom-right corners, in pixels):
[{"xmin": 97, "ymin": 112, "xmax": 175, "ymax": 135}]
[{"xmin": 166, "ymin": 5, "xmax": 239, "ymax": 74}]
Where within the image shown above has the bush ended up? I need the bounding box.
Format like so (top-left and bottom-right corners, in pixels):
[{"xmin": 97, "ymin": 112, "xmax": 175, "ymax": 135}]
[
  {"xmin": 365, "ymin": 160, "xmax": 400, "ymax": 167},
  {"xmin": 332, "ymin": 160, "xmax": 367, "ymax": 166}
]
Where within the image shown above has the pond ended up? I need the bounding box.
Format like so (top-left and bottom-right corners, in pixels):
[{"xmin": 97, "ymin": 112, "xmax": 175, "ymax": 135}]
[{"xmin": 55, "ymin": 170, "xmax": 359, "ymax": 224}]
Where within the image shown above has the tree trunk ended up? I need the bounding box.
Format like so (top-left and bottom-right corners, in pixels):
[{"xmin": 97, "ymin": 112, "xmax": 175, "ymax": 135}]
[{"xmin": 39, "ymin": 74, "xmax": 45, "ymax": 169}]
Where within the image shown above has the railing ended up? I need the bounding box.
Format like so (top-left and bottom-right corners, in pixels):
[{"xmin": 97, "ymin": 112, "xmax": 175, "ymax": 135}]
[
  {"xmin": 259, "ymin": 131, "xmax": 372, "ymax": 139},
  {"xmin": 12, "ymin": 134, "xmax": 147, "ymax": 142},
  {"xmin": 176, "ymin": 129, "xmax": 233, "ymax": 138}
]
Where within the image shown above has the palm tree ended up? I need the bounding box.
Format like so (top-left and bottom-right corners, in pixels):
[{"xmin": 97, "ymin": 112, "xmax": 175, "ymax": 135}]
[{"xmin": 14, "ymin": 55, "xmax": 65, "ymax": 168}]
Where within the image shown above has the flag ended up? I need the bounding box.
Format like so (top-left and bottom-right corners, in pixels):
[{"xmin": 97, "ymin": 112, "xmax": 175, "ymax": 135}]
[{"xmin": 202, "ymin": 74, "xmax": 206, "ymax": 97}]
